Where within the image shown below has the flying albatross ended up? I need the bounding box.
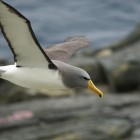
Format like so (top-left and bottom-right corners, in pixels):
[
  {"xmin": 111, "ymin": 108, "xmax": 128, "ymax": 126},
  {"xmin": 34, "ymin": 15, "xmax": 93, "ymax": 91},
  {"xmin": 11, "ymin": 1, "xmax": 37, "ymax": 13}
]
[{"xmin": 0, "ymin": 0, "xmax": 103, "ymax": 97}]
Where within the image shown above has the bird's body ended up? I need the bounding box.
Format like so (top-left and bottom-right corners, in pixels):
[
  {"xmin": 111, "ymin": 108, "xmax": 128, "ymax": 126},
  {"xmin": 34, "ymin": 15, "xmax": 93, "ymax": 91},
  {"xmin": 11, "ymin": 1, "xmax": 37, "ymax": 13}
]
[
  {"xmin": 0, "ymin": 60, "xmax": 89, "ymax": 90},
  {"xmin": 0, "ymin": 64, "xmax": 65, "ymax": 90},
  {"xmin": 0, "ymin": 0, "xmax": 103, "ymax": 97}
]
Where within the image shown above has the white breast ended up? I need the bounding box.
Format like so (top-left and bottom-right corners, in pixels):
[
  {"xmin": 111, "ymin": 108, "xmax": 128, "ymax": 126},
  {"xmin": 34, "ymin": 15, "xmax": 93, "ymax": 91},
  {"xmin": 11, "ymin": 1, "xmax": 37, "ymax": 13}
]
[{"xmin": 0, "ymin": 65, "xmax": 66, "ymax": 90}]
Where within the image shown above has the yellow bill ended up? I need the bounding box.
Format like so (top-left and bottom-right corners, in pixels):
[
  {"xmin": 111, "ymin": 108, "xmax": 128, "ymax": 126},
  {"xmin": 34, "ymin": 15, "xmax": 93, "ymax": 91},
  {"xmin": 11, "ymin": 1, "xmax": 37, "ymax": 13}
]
[{"xmin": 88, "ymin": 80, "xmax": 103, "ymax": 97}]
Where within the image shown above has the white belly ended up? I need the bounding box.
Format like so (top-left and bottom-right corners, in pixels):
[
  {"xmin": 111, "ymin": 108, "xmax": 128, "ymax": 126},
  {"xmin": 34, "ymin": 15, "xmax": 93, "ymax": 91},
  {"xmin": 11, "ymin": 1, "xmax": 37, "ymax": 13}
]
[{"xmin": 0, "ymin": 65, "xmax": 66, "ymax": 90}]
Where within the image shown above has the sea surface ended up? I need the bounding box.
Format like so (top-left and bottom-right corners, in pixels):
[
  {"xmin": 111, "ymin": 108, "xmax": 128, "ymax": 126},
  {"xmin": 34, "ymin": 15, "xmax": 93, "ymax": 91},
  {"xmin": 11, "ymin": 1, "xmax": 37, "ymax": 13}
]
[{"xmin": 0, "ymin": 0, "xmax": 140, "ymax": 60}]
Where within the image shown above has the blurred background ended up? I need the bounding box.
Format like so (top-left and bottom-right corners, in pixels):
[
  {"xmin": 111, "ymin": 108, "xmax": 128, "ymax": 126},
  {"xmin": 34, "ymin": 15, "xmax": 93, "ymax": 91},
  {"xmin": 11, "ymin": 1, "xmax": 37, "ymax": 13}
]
[{"xmin": 0, "ymin": 0, "xmax": 140, "ymax": 140}]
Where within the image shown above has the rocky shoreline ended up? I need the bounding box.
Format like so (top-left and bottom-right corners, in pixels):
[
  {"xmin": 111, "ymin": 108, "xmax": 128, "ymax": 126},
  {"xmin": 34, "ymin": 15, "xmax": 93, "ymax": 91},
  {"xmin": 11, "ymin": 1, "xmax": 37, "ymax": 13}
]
[{"xmin": 0, "ymin": 90, "xmax": 140, "ymax": 140}]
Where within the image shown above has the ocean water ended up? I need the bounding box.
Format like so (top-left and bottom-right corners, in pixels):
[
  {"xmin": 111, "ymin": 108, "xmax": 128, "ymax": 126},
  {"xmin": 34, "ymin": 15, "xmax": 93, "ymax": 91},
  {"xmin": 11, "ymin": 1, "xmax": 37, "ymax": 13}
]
[{"xmin": 0, "ymin": 0, "xmax": 140, "ymax": 59}]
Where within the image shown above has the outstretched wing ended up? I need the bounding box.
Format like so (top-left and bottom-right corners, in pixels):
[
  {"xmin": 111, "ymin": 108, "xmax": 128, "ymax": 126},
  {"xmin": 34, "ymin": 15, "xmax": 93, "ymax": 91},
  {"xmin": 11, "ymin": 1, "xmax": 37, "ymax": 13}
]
[
  {"xmin": 0, "ymin": 1, "xmax": 57, "ymax": 69},
  {"xmin": 45, "ymin": 36, "xmax": 90, "ymax": 62}
]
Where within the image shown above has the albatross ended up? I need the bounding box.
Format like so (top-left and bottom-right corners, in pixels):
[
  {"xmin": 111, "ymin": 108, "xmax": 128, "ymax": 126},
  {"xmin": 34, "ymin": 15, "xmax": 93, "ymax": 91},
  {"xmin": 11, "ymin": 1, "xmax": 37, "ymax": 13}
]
[{"xmin": 0, "ymin": 0, "xmax": 103, "ymax": 97}]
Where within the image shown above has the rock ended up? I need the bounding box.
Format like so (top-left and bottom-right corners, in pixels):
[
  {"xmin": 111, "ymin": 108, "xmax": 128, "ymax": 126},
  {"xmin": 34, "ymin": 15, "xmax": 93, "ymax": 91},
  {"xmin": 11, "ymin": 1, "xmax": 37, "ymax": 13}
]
[
  {"xmin": 0, "ymin": 93, "xmax": 136, "ymax": 140},
  {"xmin": 108, "ymin": 62, "xmax": 140, "ymax": 92},
  {"xmin": 98, "ymin": 42, "xmax": 140, "ymax": 92},
  {"xmin": 96, "ymin": 48, "xmax": 113, "ymax": 58},
  {"xmin": 131, "ymin": 128, "xmax": 140, "ymax": 140}
]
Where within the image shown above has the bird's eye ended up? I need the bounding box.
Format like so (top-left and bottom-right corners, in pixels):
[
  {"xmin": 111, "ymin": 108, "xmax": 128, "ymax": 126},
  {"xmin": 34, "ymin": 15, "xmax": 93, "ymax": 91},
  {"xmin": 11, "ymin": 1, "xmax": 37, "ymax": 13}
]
[{"xmin": 83, "ymin": 77, "xmax": 89, "ymax": 80}]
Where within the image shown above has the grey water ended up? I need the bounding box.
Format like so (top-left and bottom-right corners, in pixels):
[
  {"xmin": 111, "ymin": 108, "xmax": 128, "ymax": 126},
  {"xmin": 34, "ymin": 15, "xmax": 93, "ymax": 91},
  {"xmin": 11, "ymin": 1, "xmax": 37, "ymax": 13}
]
[{"xmin": 0, "ymin": 0, "xmax": 140, "ymax": 60}]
